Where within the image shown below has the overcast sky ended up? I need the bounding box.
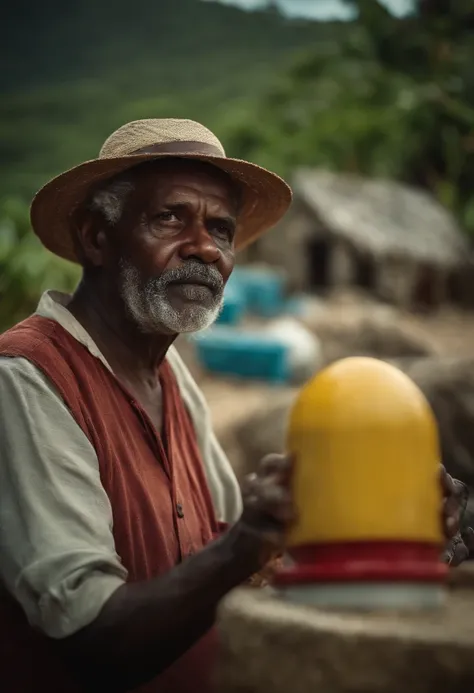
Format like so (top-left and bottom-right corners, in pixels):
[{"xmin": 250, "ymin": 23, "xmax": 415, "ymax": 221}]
[{"xmin": 203, "ymin": 0, "xmax": 414, "ymax": 20}]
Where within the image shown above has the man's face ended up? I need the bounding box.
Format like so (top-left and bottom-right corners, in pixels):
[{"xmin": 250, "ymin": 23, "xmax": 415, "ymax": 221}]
[{"xmin": 108, "ymin": 161, "xmax": 238, "ymax": 334}]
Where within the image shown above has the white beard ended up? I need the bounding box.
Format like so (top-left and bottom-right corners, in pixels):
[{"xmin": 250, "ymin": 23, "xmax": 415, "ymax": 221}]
[{"xmin": 119, "ymin": 259, "xmax": 224, "ymax": 334}]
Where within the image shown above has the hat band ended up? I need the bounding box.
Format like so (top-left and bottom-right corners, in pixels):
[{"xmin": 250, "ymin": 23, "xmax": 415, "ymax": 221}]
[{"xmin": 131, "ymin": 140, "xmax": 224, "ymax": 157}]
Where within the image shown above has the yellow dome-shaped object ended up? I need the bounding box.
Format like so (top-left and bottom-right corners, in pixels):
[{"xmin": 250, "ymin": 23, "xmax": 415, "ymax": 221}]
[{"xmin": 287, "ymin": 357, "xmax": 443, "ymax": 548}]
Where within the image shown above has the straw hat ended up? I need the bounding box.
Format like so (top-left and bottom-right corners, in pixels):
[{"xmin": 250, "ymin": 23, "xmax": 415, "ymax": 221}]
[{"xmin": 30, "ymin": 118, "xmax": 292, "ymax": 263}]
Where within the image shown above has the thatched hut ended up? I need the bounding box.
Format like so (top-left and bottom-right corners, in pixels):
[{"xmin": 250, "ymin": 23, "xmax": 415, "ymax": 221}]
[{"xmin": 257, "ymin": 169, "xmax": 470, "ymax": 310}]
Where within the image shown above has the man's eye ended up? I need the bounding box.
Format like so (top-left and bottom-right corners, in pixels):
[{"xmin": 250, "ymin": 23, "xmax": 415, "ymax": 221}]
[
  {"xmin": 213, "ymin": 224, "xmax": 233, "ymax": 240},
  {"xmin": 156, "ymin": 212, "xmax": 178, "ymax": 222}
]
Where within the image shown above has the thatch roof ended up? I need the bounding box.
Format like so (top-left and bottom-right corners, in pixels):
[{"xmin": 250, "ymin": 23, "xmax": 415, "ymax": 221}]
[{"xmin": 293, "ymin": 168, "xmax": 468, "ymax": 268}]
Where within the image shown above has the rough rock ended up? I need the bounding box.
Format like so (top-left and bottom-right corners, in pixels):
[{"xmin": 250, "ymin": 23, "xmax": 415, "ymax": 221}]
[
  {"xmin": 398, "ymin": 358, "xmax": 474, "ymax": 491},
  {"xmin": 298, "ymin": 290, "xmax": 436, "ymax": 365},
  {"xmin": 216, "ymin": 570, "xmax": 474, "ymax": 693},
  {"xmin": 233, "ymin": 391, "xmax": 296, "ymax": 476},
  {"xmin": 315, "ymin": 317, "xmax": 435, "ymax": 365},
  {"xmin": 234, "ymin": 357, "xmax": 474, "ymax": 496}
]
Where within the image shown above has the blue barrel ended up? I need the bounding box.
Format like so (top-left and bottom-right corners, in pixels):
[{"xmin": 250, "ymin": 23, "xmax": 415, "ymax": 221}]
[
  {"xmin": 215, "ymin": 284, "xmax": 246, "ymax": 326},
  {"xmin": 195, "ymin": 327, "xmax": 290, "ymax": 383},
  {"xmin": 228, "ymin": 267, "xmax": 285, "ymax": 318}
]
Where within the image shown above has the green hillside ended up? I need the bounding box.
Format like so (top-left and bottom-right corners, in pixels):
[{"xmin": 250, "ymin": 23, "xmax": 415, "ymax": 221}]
[{"xmin": 1, "ymin": 0, "xmax": 342, "ymax": 199}]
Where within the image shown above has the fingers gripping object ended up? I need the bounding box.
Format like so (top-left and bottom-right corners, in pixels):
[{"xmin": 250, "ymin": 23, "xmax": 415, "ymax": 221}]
[{"xmin": 273, "ymin": 357, "xmax": 448, "ymax": 610}]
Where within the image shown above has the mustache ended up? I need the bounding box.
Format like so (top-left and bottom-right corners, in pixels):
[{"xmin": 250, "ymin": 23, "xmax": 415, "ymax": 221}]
[{"xmin": 159, "ymin": 262, "xmax": 224, "ymax": 293}]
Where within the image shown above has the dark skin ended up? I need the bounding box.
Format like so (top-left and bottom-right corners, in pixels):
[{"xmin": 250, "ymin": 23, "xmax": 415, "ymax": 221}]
[
  {"xmin": 58, "ymin": 161, "xmax": 295, "ymax": 691},
  {"xmin": 55, "ymin": 160, "xmax": 470, "ymax": 691},
  {"xmin": 441, "ymin": 466, "xmax": 474, "ymax": 565},
  {"xmin": 68, "ymin": 160, "xmax": 238, "ymax": 430}
]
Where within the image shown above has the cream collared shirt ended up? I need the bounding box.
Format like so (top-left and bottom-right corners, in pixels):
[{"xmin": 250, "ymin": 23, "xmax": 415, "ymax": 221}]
[{"xmin": 0, "ymin": 291, "xmax": 242, "ymax": 639}]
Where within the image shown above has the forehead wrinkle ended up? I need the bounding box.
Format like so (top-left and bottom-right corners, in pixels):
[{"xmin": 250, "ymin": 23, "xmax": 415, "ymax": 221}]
[
  {"xmin": 164, "ymin": 200, "xmax": 236, "ymax": 221},
  {"xmin": 128, "ymin": 159, "xmax": 242, "ymax": 216},
  {"xmin": 148, "ymin": 181, "xmax": 238, "ymax": 219}
]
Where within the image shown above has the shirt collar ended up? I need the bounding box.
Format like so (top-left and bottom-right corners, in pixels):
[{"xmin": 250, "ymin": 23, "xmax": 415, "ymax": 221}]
[{"xmin": 35, "ymin": 290, "xmax": 113, "ymax": 373}]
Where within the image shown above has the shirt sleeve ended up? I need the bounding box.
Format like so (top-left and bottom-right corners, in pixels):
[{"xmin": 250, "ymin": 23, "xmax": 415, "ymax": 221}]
[{"xmin": 0, "ymin": 356, "xmax": 127, "ymax": 639}]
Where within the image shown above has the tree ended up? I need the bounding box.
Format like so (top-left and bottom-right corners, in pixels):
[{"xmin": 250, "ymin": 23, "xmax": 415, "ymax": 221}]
[{"xmin": 223, "ymin": 0, "xmax": 474, "ymax": 236}]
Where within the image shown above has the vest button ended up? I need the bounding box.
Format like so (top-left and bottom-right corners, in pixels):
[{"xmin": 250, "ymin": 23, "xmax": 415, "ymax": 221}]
[{"xmin": 176, "ymin": 502, "xmax": 184, "ymax": 519}]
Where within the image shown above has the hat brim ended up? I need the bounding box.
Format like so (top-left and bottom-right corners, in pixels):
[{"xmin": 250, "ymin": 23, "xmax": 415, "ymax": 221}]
[{"xmin": 30, "ymin": 152, "xmax": 292, "ymax": 263}]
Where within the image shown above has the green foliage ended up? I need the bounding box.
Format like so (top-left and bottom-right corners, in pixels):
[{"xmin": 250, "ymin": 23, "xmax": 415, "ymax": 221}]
[
  {"xmin": 0, "ymin": 198, "xmax": 79, "ymax": 330},
  {"xmin": 0, "ymin": 0, "xmax": 330, "ymax": 200},
  {"xmin": 223, "ymin": 0, "xmax": 474, "ymax": 232},
  {"xmin": 1, "ymin": 0, "xmax": 474, "ymax": 330}
]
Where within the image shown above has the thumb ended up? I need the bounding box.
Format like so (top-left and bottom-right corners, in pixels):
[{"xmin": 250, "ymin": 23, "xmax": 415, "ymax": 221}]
[{"xmin": 462, "ymin": 527, "xmax": 474, "ymax": 553}]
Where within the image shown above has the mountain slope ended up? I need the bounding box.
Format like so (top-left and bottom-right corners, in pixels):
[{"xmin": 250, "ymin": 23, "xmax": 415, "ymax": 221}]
[{"xmin": 1, "ymin": 0, "xmax": 345, "ymax": 198}]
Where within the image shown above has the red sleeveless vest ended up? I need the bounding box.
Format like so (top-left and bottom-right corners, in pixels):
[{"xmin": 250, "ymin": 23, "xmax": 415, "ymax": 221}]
[{"xmin": 0, "ymin": 316, "xmax": 221, "ymax": 692}]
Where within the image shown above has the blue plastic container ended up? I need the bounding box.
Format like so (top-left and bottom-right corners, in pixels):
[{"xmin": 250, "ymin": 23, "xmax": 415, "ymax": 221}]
[
  {"xmin": 228, "ymin": 267, "xmax": 285, "ymax": 318},
  {"xmin": 195, "ymin": 327, "xmax": 290, "ymax": 383},
  {"xmin": 216, "ymin": 285, "xmax": 246, "ymax": 326}
]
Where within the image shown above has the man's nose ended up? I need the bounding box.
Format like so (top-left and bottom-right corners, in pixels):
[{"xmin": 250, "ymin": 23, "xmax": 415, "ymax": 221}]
[{"xmin": 179, "ymin": 223, "xmax": 221, "ymax": 264}]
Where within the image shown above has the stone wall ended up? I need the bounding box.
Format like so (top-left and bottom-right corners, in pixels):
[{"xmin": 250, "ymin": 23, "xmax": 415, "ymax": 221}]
[{"xmin": 216, "ymin": 568, "xmax": 474, "ymax": 693}]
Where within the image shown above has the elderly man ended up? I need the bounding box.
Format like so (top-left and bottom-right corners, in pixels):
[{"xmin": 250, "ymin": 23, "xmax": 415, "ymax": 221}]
[{"xmin": 0, "ymin": 118, "xmax": 470, "ymax": 693}]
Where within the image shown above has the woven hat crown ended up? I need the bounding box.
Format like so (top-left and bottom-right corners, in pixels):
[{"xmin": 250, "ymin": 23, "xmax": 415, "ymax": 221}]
[
  {"xmin": 99, "ymin": 118, "xmax": 226, "ymax": 159},
  {"xmin": 30, "ymin": 117, "xmax": 292, "ymax": 264}
]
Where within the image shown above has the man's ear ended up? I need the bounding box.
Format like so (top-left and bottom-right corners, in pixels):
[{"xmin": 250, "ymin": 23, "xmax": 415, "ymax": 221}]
[{"xmin": 71, "ymin": 210, "xmax": 109, "ymax": 268}]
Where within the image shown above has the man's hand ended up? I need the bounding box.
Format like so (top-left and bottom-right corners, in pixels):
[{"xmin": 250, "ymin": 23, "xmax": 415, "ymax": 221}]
[
  {"xmin": 236, "ymin": 459, "xmax": 474, "ymax": 573},
  {"xmin": 235, "ymin": 454, "xmax": 296, "ymax": 570},
  {"xmin": 441, "ymin": 465, "xmax": 474, "ymax": 566}
]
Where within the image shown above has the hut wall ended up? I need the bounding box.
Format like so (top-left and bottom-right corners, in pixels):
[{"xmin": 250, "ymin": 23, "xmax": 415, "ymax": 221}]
[
  {"xmin": 376, "ymin": 257, "xmax": 418, "ymax": 307},
  {"xmin": 257, "ymin": 203, "xmax": 317, "ymax": 291},
  {"xmin": 328, "ymin": 239, "xmax": 354, "ymax": 287},
  {"xmin": 448, "ymin": 261, "xmax": 474, "ymax": 308},
  {"xmin": 429, "ymin": 268, "xmax": 447, "ymax": 308}
]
